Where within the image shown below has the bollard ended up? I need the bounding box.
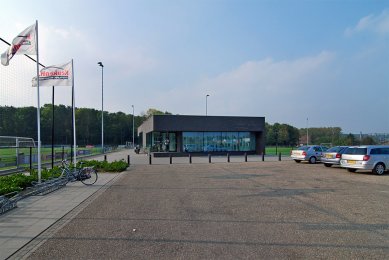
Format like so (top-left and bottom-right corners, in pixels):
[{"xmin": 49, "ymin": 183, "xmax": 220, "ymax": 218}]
[
  {"xmin": 29, "ymin": 146, "xmax": 32, "ymax": 171},
  {"xmin": 189, "ymin": 154, "xmax": 192, "ymax": 164},
  {"xmin": 244, "ymin": 153, "xmax": 247, "ymax": 162},
  {"xmin": 208, "ymin": 154, "xmax": 211, "ymax": 163},
  {"xmin": 128, "ymin": 155, "xmax": 130, "ymax": 165},
  {"xmin": 227, "ymin": 153, "xmax": 230, "ymax": 163},
  {"xmin": 149, "ymin": 154, "xmax": 152, "ymax": 165},
  {"xmin": 169, "ymin": 154, "xmax": 172, "ymax": 164},
  {"xmin": 262, "ymin": 153, "xmax": 265, "ymax": 161},
  {"xmin": 104, "ymin": 155, "xmax": 107, "ymax": 161},
  {"xmin": 278, "ymin": 152, "xmax": 281, "ymax": 161}
]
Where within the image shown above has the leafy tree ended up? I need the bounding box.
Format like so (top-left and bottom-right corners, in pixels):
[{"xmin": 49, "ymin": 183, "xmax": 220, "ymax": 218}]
[
  {"xmin": 361, "ymin": 136, "xmax": 376, "ymax": 145},
  {"xmin": 143, "ymin": 108, "xmax": 172, "ymax": 118}
]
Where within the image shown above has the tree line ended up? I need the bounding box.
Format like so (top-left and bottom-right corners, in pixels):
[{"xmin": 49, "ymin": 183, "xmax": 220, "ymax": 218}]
[
  {"xmin": 0, "ymin": 105, "xmax": 376, "ymax": 147},
  {"xmin": 0, "ymin": 105, "xmax": 145, "ymax": 146},
  {"xmin": 265, "ymin": 123, "xmax": 376, "ymax": 146}
]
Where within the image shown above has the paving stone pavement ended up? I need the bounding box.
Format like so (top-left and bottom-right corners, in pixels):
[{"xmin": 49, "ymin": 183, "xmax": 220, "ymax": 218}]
[
  {"xmin": 0, "ymin": 172, "xmax": 121, "ymax": 260},
  {"xmin": 1, "ymin": 149, "xmax": 388, "ymax": 259}
]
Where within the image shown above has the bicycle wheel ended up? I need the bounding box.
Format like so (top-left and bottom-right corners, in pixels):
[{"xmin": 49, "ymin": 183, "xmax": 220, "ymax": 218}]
[{"xmin": 80, "ymin": 168, "xmax": 98, "ymax": 185}]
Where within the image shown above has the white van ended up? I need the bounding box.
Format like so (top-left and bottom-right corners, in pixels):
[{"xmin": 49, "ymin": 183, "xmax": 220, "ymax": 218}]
[{"xmin": 340, "ymin": 145, "xmax": 389, "ymax": 175}]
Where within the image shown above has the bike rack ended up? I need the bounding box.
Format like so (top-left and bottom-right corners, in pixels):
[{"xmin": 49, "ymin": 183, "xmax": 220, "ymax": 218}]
[
  {"xmin": 0, "ymin": 176, "xmax": 69, "ymax": 215},
  {"xmin": 0, "ymin": 192, "xmax": 18, "ymax": 215},
  {"xmin": 28, "ymin": 177, "xmax": 68, "ymax": 196},
  {"xmin": 0, "ymin": 162, "xmax": 95, "ymax": 215}
]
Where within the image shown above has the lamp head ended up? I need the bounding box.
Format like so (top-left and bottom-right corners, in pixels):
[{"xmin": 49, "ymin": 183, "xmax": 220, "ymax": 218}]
[{"xmin": 97, "ymin": 62, "xmax": 104, "ymax": 67}]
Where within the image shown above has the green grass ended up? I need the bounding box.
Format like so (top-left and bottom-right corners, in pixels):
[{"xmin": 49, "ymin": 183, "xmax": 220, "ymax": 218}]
[
  {"xmin": 0, "ymin": 146, "xmax": 103, "ymax": 171},
  {"xmin": 265, "ymin": 146, "xmax": 292, "ymax": 156},
  {"xmin": 0, "ymin": 147, "xmax": 102, "ymax": 157}
]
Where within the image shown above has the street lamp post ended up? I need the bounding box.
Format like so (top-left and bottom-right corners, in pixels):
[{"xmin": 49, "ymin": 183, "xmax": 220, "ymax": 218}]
[
  {"xmin": 206, "ymin": 94, "xmax": 210, "ymax": 116},
  {"xmin": 132, "ymin": 105, "xmax": 135, "ymax": 148},
  {"xmin": 98, "ymin": 62, "xmax": 104, "ymax": 153},
  {"xmin": 306, "ymin": 117, "xmax": 309, "ymax": 145}
]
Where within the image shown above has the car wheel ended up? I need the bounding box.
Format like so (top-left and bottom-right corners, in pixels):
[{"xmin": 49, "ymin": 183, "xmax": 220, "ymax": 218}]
[
  {"xmin": 324, "ymin": 163, "xmax": 331, "ymax": 167},
  {"xmin": 347, "ymin": 168, "xmax": 357, "ymax": 173},
  {"xmin": 309, "ymin": 157, "xmax": 317, "ymax": 164},
  {"xmin": 373, "ymin": 163, "xmax": 385, "ymax": 175},
  {"xmin": 294, "ymin": 160, "xmax": 301, "ymax": 163}
]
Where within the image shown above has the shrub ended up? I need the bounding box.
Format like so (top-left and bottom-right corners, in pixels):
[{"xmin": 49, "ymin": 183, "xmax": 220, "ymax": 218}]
[
  {"xmin": 78, "ymin": 159, "xmax": 128, "ymax": 172},
  {"xmin": 0, "ymin": 160, "xmax": 128, "ymax": 196},
  {"xmin": 0, "ymin": 174, "xmax": 34, "ymax": 196}
]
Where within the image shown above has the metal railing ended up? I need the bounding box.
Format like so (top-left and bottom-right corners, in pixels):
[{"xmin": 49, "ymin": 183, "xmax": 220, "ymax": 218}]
[{"xmin": 0, "ymin": 145, "xmax": 120, "ymax": 176}]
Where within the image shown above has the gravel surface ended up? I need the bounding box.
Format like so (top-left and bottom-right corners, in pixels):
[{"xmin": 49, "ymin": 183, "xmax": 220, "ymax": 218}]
[{"xmin": 27, "ymin": 160, "xmax": 389, "ymax": 259}]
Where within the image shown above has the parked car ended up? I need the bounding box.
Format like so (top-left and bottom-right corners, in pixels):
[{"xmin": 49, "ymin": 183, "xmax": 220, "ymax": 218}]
[
  {"xmin": 340, "ymin": 145, "xmax": 389, "ymax": 175},
  {"xmin": 321, "ymin": 146, "xmax": 349, "ymax": 167},
  {"xmin": 290, "ymin": 145, "xmax": 328, "ymax": 164}
]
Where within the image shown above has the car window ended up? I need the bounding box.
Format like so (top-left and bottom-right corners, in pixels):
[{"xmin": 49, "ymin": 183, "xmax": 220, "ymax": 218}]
[
  {"xmin": 327, "ymin": 147, "xmax": 343, "ymax": 153},
  {"xmin": 344, "ymin": 147, "xmax": 367, "ymax": 155},
  {"xmin": 381, "ymin": 148, "xmax": 389, "ymax": 155},
  {"xmin": 339, "ymin": 147, "xmax": 348, "ymax": 153},
  {"xmin": 370, "ymin": 148, "xmax": 380, "ymax": 155},
  {"xmin": 313, "ymin": 146, "xmax": 322, "ymax": 152},
  {"xmin": 297, "ymin": 146, "xmax": 309, "ymax": 151}
]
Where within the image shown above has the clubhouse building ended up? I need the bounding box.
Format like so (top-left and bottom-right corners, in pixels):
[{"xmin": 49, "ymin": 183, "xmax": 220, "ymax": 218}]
[{"xmin": 137, "ymin": 115, "xmax": 265, "ymax": 155}]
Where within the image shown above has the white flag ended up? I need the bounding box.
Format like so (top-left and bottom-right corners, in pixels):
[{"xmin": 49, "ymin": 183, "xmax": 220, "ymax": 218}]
[
  {"xmin": 1, "ymin": 23, "xmax": 37, "ymax": 66},
  {"xmin": 32, "ymin": 61, "xmax": 73, "ymax": 87}
]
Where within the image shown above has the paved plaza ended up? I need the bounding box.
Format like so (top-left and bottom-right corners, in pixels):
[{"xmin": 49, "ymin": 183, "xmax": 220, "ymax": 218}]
[{"xmin": 1, "ymin": 150, "xmax": 389, "ymax": 259}]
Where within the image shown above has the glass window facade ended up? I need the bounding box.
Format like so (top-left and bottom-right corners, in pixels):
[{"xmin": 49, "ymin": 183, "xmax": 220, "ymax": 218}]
[
  {"xmin": 183, "ymin": 132, "xmax": 256, "ymax": 152},
  {"xmin": 148, "ymin": 132, "xmax": 177, "ymax": 152}
]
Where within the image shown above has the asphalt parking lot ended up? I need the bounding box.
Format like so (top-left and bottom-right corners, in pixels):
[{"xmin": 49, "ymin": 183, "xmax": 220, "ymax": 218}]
[{"xmin": 24, "ymin": 157, "xmax": 389, "ymax": 259}]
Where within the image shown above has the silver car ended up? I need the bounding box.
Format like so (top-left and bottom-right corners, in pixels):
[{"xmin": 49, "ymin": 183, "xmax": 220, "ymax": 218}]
[
  {"xmin": 290, "ymin": 145, "xmax": 328, "ymax": 164},
  {"xmin": 340, "ymin": 145, "xmax": 389, "ymax": 175},
  {"xmin": 321, "ymin": 146, "xmax": 349, "ymax": 167}
]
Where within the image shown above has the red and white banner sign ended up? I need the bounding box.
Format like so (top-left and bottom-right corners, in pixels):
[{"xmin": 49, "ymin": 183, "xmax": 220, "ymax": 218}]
[
  {"xmin": 32, "ymin": 61, "xmax": 73, "ymax": 87},
  {"xmin": 1, "ymin": 23, "xmax": 37, "ymax": 66}
]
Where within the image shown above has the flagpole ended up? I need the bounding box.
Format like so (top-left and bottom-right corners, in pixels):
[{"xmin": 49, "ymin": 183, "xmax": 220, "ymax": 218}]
[
  {"xmin": 35, "ymin": 20, "xmax": 42, "ymax": 182},
  {"xmin": 72, "ymin": 59, "xmax": 76, "ymax": 167},
  {"xmin": 51, "ymin": 86, "xmax": 54, "ymax": 169}
]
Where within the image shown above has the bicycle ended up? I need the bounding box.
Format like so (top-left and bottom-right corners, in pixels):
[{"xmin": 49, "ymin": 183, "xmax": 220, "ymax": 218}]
[{"xmin": 60, "ymin": 160, "xmax": 98, "ymax": 185}]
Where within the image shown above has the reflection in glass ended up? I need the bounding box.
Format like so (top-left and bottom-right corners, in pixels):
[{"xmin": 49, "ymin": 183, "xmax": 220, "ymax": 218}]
[{"xmin": 182, "ymin": 132, "xmax": 256, "ymax": 152}]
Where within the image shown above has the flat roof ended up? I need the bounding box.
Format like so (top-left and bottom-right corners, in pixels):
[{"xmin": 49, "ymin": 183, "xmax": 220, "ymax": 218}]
[{"xmin": 138, "ymin": 115, "xmax": 265, "ymax": 133}]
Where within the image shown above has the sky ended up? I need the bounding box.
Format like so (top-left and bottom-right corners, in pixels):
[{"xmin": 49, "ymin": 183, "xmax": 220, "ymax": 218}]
[{"xmin": 0, "ymin": 0, "xmax": 388, "ymax": 134}]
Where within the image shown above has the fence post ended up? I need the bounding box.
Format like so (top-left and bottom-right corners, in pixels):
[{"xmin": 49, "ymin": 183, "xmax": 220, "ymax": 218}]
[
  {"xmin": 15, "ymin": 137, "xmax": 20, "ymax": 170},
  {"xmin": 128, "ymin": 155, "xmax": 130, "ymax": 165},
  {"xmin": 278, "ymin": 152, "xmax": 281, "ymax": 161},
  {"xmin": 227, "ymin": 153, "xmax": 230, "ymax": 163},
  {"xmin": 30, "ymin": 146, "xmax": 32, "ymax": 171},
  {"xmin": 189, "ymin": 154, "xmax": 192, "ymax": 164},
  {"xmin": 262, "ymin": 153, "xmax": 265, "ymax": 161},
  {"xmin": 149, "ymin": 153, "xmax": 152, "ymax": 165},
  {"xmin": 62, "ymin": 146, "xmax": 64, "ymax": 161},
  {"xmin": 169, "ymin": 154, "xmax": 172, "ymax": 164},
  {"xmin": 208, "ymin": 154, "xmax": 211, "ymax": 163},
  {"xmin": 104, "ymin": 155, "xmax": 107, "ymax": 161},
  {"xmin": 244, "ymin": 153, "xmax": 247, "ymax": 162}
]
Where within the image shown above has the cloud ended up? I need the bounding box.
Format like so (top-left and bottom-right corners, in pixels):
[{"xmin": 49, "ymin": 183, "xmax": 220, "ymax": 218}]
[
  {"xmin": 143, "ymin": 51, "xmax": 335, "ymax": 126},
  {"xmin": 345, "ymin": 9, "xmax": 389, "ymax": 36}
]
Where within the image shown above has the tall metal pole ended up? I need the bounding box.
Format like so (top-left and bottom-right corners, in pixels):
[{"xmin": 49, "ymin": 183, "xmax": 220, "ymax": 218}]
[
  {"xmin": 51, "ymin": 86, "xmax": 54, "ymax": 168},
  {"xmin": 35, "ymin": 20, "xmax": 42, "ymax": 182},
  {"xmin": 306, "ymin": 117, "xmax": 309, "ymax": 145},
  {"xmin": 72, "ymin": 59, "xmax": 77, "ymax": 167},
  {"xmin": 98, "ymin": 62, "xmax": 104, "ymax": 153},
  {"xmin": 132, "ymin": 105, "xmax": 135, "ymax": 147},
  {"xmin": 206, "ymin": 94, "xmax": 209, "ymax": 116}
]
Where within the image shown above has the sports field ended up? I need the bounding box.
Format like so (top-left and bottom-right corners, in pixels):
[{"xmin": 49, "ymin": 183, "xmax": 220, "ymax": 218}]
[
  {"xmin": 265, "ymin": 146, "xmax": 293, "ymax": 155},
  {"xmin": 0, "ymin": 146, "xmax": 102, "ymax": 171}
]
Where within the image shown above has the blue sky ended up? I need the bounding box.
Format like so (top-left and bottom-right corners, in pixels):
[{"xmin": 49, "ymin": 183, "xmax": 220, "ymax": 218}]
[{"xmin": 0, "ymin": 0, "xmax": 388, "ymax": 133}]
